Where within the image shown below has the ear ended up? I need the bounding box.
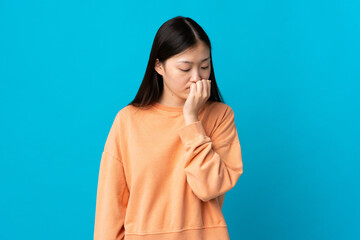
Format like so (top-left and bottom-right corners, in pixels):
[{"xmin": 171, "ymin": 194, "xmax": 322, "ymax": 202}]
[{"xmin": 154, "ymin": 58, "xmax": 165, "ymax": 76}]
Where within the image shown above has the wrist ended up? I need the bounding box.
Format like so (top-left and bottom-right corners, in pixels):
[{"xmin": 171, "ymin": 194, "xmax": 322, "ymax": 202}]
[{"xmin": 183, "ymin": 114, "xmax": 199, "ymax": 125}]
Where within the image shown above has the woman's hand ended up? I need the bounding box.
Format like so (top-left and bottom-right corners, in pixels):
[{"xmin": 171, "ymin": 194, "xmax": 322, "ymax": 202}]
[{"xmin": 183, "ymin": 79, "xmax": 211, "ymax": 125}]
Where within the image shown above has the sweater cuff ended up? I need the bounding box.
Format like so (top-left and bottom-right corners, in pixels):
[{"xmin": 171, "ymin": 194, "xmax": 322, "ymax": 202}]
[{"xmin": 178, "ymin": 121, "xmax": 207, "ymax": 144}]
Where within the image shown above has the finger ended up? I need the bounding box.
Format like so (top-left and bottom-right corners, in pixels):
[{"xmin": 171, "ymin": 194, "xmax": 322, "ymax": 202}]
[
  {"xmin": 207, "ymin": 80, "xmax": 211, "ymax": 97},
  {"xmin": 202, "ymin": 79, "xmax": 207, "ymax": 97},
  {"xmin": 190, "ymin": 83, "xmax": 195, "ymax": 96},
  {"xmin": 196, "ymin": 81, "xmax": 202, "ymax": 96}
]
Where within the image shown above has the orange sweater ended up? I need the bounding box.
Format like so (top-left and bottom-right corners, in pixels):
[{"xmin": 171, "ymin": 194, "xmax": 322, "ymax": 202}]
[{"xmin": 94, "ymin": 101, "xmax": 244, "ymax": 240}]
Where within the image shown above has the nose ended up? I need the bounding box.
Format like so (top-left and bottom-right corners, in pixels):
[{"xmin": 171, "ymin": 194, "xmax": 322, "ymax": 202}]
[{"xmin": 190, "ymin": 71, "xmax": 202, "ymax": 83}]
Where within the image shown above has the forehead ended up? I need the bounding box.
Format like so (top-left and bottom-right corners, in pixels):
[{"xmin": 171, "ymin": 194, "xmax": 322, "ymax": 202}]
[{"xmin": 171, "ymin": 44, "xmax": 210, "ymax": 63}]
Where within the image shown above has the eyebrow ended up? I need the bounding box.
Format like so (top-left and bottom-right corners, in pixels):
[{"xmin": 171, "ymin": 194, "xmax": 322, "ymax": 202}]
[{"xmin": 177, "ymin": 57, "xmax": 211, "ymax": 63}]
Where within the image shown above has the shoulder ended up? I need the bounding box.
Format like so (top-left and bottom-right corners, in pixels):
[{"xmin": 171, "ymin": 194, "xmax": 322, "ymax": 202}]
[
  {"xmin": 206, "ymin": 101, "xmax": 235, "ymax": 120},
  {"xmin": 110, "ymin": 104, "xmax": 135, "ymax": 124},
  {"xmin": 116, "ymin": 103, "xmax": 140, "ymax": 117},
  {"xmin": 112, "ymin": 103, "xmax": 149, "ymax": 126}
]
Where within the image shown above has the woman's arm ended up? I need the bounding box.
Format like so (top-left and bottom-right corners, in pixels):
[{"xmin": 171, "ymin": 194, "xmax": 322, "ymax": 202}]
[
  {"xmin": 94, "ymin": 113, "xmax": 129, "ymax": 240},
  {"xmin": 178, "ymin": 105, "xmax": 243, "ymax": 202}
]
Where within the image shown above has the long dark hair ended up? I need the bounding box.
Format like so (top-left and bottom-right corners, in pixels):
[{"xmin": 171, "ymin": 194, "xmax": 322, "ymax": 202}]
[{"xmin": 127, "ymin": 16, "xmax": 225, "ymax": 110}]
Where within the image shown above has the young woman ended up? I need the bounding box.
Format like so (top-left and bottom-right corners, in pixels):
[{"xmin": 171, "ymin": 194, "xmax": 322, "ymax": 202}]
[{"xmin": 94, "ymin": 16, "xmax": 244, "ymax": 240}]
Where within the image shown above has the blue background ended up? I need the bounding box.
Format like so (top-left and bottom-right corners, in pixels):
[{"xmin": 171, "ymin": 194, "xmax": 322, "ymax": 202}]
[{"xmin": 0, "ymin": 0, "xmax": 359, "ymax": 239}]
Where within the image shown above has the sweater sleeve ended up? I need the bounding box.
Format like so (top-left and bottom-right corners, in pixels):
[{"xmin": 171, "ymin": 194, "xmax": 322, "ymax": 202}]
[
  {"xmin": 94, "ymin": 113, "xmax": 130, "ymax": 240},
  {"xmin": 216, "ymin": 193, "xmax": 226, "ymax": 210},
  {"xmin": 177, "ymin": 106, "xmax": 243, "ymax": 202}
]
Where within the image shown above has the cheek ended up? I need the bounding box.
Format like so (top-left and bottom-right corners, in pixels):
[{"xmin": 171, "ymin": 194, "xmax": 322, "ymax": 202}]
[
  {"xmin": 205, "ymin": 68, "xmax": 211, "ymax": 78},
  {"xmin": 164, "ymin": 75, "xmax": 186, "ymax": 91},
  {"xmin": 174, "ymin": 80, "xmax": 187, "ymax": 91},
  {"xmin": 169, "ymin": 74, "xmax": 187, "ymax": 89}
]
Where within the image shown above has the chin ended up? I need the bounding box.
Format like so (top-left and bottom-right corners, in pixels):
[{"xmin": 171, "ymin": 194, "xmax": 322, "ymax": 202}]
[{"xmin": 180, "ymin": 93, "xmax": 188, "ymax": 100}]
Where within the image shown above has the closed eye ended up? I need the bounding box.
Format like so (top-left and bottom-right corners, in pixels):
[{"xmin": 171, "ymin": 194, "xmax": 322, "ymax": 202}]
[{"xmin": 180, "ymin": 66, "xmax": 209, "ymax": 72}]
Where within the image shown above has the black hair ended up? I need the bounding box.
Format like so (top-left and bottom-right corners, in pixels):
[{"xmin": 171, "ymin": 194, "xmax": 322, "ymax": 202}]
[{"xmin": 127, "ymin": 16, "xmax": 225, "ymax": 109}]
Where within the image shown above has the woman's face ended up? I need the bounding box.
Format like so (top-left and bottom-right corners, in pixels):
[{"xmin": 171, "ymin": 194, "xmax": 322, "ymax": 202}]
[{"xmin": 154, "ymin": 41, "xmax": 211, "ymax": 103}]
